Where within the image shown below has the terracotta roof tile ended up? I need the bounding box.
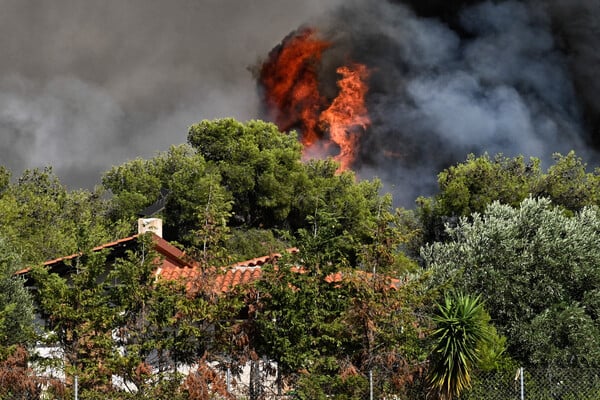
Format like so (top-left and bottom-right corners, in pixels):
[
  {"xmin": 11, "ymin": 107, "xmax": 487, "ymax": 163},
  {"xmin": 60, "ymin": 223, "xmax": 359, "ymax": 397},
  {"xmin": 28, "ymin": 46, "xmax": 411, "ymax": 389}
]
[
  {"xmin": 22, "ymin": 236, "xmax": 403, "ymax": 295},
  {"xmin": 155, "ymin": 249, "xmax": 297, "ymax": 294}
]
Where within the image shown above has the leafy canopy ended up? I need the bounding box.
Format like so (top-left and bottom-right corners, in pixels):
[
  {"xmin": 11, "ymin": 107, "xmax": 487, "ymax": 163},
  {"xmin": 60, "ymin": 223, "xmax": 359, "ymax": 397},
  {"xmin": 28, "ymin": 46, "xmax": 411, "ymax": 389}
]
[
  {"xmin": 423, "ymin": 197, "xmax": 600, "ymax": 367},
  {"xmin": 417, "ymin": 151, "xmax": 600, "ymax": 244}
]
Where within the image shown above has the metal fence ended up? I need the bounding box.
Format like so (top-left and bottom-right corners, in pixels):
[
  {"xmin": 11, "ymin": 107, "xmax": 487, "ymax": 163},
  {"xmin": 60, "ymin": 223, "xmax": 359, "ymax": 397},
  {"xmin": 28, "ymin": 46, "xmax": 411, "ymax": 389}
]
[
  {"xmin": 240, "ymin": 366, "xmax": 600, "ymax": 400},
  {"xmin": 461, "ymin": 368, "xmax": 600, "ymax": 400}
]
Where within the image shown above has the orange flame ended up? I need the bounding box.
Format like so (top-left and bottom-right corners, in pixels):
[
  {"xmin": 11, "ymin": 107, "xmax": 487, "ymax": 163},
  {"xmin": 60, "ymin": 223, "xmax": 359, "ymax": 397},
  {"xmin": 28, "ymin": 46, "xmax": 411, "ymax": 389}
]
[
  {"xmin": 319, "ymin": 64, "xmax": 371, "ymax": 172},
  {"xmin": 260, "ymin": 28, "xmax": 329, "ymax": 147},
  {"xmin": 260, "ymin": 28, "xmax": 371, "ymax": 172}
]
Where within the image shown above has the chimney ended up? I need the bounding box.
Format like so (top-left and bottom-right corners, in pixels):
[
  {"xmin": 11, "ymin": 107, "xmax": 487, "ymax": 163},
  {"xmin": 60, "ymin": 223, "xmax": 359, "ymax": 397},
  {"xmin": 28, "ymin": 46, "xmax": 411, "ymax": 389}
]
[{"xmin": 138, "ymin": 218, "xmax": 163, "ymax": 238}]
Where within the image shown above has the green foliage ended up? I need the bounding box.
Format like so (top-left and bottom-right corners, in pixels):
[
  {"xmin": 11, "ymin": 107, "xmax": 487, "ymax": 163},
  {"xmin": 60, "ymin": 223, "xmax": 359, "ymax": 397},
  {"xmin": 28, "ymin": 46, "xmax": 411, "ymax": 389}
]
[
  {"xmin": 0, "ymin": 166, "xmax": 9, "ymax": 193},
  {"xmin": 252, "ymin": 248, "xmax": 428, "ymax": 398},
  {"xmin": 291, "ymin": 159, "xmax": 414, "ymax": 273},
  {"xmin": 102, "ymin": 157, "xmax": 164, "ymax": 221},
  {"xmin": 526, "ymin": 303, "xmax": 600, "ymax": 367},
  {"xmin": 225, "ymin": 227, "xmax": 288, "ymax": 262},
  {"xmin": 103, "ymin": 145, "xmax": 234, "ymax": 263},
  {"xmin": 339, "ymin": 271, "xmax": 429, "ymax": 397},
  {"xmin": 32, "ymin": 249, "xmax": 118, "ymax": 391},
  {"xmin": 253, "ymin": 261, "xmax": 347, "ymax": 375},
  {"xmin": 0, "ymin": 237, "xmax": 35, "ymax": 353},
  {"xmin": 103, "ymin": 119, "xmax": 406, "ymax": 268},
  {"xmin": 294, "ymin": 373, "xmax": 369, "ymax": 400},
  {"xmin": 31, "ymin": 234, "xmax": 221, "ymax": 395},
  {"xmin": 476, "ymin": 323, "xmax": 514, "ymax": 373},
  {"xmin": 0, "ymin": 117, "xmax": 430, "ymax": 397},
  {"xmin": 108, "ymin": 235, "xmax": 226, "ymax": 395},
  {"xmin": 427, "ymin": 293, "xmax": 493, "ymax": 400},
  {"xmin": 423, "ymin": 197, "xmax": 600, "ymax": 367},
  {"xmin": 416, "ymin": 151, "xmax": 600, "ymax": 244},
  {"xmin": 0, "ymin": 167, "xmax": 117, "ymax": 265},
  {"xmin": 188, "ymin": 118, "xmax": 304, "ymax": 227},
  {"xmin": 541, "ymin": 151, "xmax": 600, "ymax": 211}
]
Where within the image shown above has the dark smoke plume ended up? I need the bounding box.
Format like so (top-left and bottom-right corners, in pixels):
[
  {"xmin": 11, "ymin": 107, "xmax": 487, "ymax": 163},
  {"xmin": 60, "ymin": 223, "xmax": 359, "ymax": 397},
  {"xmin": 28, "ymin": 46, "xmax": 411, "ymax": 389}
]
[
  {"xmin": 260, "ymin": 0, "xmax": 600, "ymax": 206},
  {"xmin": 2, "ymin": 0, "xmax": 599, "ymax": 208}
]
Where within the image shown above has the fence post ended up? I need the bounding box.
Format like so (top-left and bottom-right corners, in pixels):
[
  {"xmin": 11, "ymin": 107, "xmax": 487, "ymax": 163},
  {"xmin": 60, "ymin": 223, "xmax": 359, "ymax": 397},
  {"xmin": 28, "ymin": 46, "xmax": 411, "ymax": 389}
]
[
  {"xmin": 369, "ymin": 369, "xmax": 373, "ymax": 400},
  {"xmin": 74, "ymin": 375, "xmax": 78, "ymax": 400},
  {"xmin": 226, "ymin": 367, "xmax": 231, "ymax": 393},
  {"xmin": 520, "ymin": 367, "xmax": 524, "ymax": 400}
]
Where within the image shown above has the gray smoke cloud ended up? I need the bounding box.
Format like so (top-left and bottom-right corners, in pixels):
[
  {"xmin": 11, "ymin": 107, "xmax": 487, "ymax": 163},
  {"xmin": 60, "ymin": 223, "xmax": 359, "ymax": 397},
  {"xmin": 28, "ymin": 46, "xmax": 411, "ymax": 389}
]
[
  {"xmin": 0, "ymin": 0, "xmax": 344, "ymax": 188},
  {"xmin": 2, "ymin": 0, "xmax": 599, "ymax": 208},
  {"xmin": 287, "ymin": 0, "xmax": 599, "ymax": 206}
]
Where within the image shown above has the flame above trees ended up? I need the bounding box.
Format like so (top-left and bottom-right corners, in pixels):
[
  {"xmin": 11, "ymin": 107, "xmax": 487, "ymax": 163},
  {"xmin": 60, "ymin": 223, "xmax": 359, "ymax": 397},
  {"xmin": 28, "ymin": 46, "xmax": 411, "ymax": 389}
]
[
  {"xmin": 260, "ymin": 28, "xmax": 371, "ymax": 172},
  {"xmin": 260, "ymin": 28, "xmax": 329, "ymax": 148},
  {"xmin": 320, "ymin": 64, "xmax": 370, "ymax": 172}
]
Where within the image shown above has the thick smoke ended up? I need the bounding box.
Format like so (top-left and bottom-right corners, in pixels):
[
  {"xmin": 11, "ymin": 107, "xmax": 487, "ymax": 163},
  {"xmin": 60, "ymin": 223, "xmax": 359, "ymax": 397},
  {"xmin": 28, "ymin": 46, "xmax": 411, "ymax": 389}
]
[
  {"xmin": 2, "ymin": 1, "xmax": 599, "ymax": 207},
  {"xmin": 273, "ymin": 0, "xmax": 600, "ymax": 206},
  {"xmin": 0, "ymin": 0, "xmax": 344, "ymax": 188}
]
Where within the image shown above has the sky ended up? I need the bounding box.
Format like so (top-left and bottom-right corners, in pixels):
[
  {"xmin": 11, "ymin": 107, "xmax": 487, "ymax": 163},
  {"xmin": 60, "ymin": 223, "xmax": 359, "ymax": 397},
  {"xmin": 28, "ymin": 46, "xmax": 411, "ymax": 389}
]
[{"xmin": 1, "ymin": 0, "xmax": 599, "ymax": 206}]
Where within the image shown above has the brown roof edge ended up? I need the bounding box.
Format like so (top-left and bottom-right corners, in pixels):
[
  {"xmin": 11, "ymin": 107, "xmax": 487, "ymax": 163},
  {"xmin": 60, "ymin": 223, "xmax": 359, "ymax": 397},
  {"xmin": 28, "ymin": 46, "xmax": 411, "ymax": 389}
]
[
  {"xmin": 14, "ymin": 234, "xmax": 141, "ymax": 276},
  {"xmin": 14, "ymin": 232, "xmax": 196, "ymax": 276},
  {"xmin": 149, "ymin": 234, "xmax": 195, "ymax": 265}
]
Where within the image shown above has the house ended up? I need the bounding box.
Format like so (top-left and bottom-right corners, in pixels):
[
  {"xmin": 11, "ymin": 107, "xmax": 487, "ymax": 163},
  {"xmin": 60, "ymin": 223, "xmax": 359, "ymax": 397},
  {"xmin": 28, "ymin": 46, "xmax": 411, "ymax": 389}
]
[
  {"xmin": 18, "ymin": 216, "xmax": 401, "ymax": 295},
  {"xmin": 16, "ymin": 218, "xmax": 404, "ymax": 396},
  {"xmin": 15, "ymin": 218, "xmax": 191, "ymax": 282},
  {"xmin": 16, "ymin": 218, "xmax": 295, "ymax": 295}
]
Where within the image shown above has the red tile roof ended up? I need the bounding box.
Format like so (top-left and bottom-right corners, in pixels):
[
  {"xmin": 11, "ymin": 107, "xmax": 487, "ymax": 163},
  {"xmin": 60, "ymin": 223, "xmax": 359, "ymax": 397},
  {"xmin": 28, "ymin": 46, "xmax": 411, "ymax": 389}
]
[
  {"xmin": 16, "ymin": 232, "xmax": 301, "ymax": 294},
  {"xmin": 157, "ymin": 249, "xmax": 298, "ymax": 294},
  {"xmin": 20, "ymin": 233, "xmax": 403, "ymax": 294},
  {"xmin": 14, "ymin": 234, "xmax": 141, "ymax": 275}
]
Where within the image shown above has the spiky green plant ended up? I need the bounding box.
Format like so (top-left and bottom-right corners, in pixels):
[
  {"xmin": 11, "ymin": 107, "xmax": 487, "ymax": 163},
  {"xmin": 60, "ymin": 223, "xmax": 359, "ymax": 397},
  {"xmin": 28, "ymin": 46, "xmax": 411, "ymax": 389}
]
[{"xmin": 427, "ymin": 293, "xmax": 491, "ymax": 399}]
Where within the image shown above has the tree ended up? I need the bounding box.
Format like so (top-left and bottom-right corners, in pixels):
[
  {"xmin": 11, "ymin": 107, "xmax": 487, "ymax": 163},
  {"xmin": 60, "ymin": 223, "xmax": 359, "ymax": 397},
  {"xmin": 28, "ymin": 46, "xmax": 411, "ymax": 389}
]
[
  {"xmin": 103, "ymin": 119, "xmax": 409, "ymax": 266},
  {"xmin": 108, "ymin": 235, "xmax": 220, "ymax": 396},
  {"xmin": 422, "ymin": 197, "xmax": 600, "ymax": 367},
  {"xmin": 539, "ymin": 151, "xmax": 600, "ymax": 211},
  {"xmin": 289, "ymin": 159, "xmax": 411, "ymax": 273},
  {"xmin": 103, "ymin": 144, "xmax": 238, "ymax": 266},
  {"xmin": 31, "ymin": 233, "xmax": 221, "ymax": 397},
  {"xmin": 101, "ymin": 156, "xmax": 164, "ymax": 223},
  {"xmin": 427, "ymin": 293, "xmax": 493, "ymax": 400},
  {"xmin": 0, "ymin": 236, "xmax": 34, "ymax": 400},
  {"xmin": 416, "ymin": 151, "xmax": 600, "ymax": 244},
  {"xmin": 187, "ymin": 118, "xmax": 305, "ymax": 228},
  {"xmin": 0, "ymin": 167, "xmax": 118, "ymax": 265},
  {"xmin": 249, "ymin": 188, "xmax": 426, "ymax": 399},
  {"xmin": 252, "ymin": 258, "xmax": 348, "ymax": 393},
  {"xmin": 32, "ymin": 248, "xmax": 119, "ymax": 393},
  {"xmin": 0, "ymin": 236, "xmax": 35, "ymax": 353}
]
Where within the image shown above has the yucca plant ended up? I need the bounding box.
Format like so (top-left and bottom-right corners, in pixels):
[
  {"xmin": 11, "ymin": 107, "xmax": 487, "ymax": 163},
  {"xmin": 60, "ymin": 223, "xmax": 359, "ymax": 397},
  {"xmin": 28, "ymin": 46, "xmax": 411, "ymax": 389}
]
[{"xmin": 427, "ymin": 293, "xmax": 491, "ymax": 399}]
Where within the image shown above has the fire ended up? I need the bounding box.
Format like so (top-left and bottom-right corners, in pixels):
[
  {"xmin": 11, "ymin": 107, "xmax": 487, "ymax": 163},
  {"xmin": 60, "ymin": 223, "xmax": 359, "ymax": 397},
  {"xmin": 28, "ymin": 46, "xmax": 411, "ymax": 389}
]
[
  {"xmin": 260, "ymin": 28, "xmax": 371, "ymax": 172},
  {"xmin": 259, "ymin": 28, "xmax": 330, "ymax": 147},
  {"xmin": 319, "ymin": 64, "xmax": 370, "ymax": 172}
]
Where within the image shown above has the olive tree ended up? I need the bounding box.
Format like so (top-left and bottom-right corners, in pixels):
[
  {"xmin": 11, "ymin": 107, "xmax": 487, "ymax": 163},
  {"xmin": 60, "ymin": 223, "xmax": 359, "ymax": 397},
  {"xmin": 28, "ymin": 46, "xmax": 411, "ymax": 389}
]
[{"xmin": 422, "ymin": 197, "xmax": 600, "ymax": 367}]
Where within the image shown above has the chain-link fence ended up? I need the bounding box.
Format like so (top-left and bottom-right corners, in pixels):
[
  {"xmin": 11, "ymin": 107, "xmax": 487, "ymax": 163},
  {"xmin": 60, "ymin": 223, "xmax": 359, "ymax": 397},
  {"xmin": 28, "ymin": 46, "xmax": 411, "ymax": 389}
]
[
  {"xmin": 234, "ymin": 366, "xmax": 600, "ymax": 400},
  {"xmin": 461, "ymin": 368, "xmax": 600, "ymax": 400}
]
